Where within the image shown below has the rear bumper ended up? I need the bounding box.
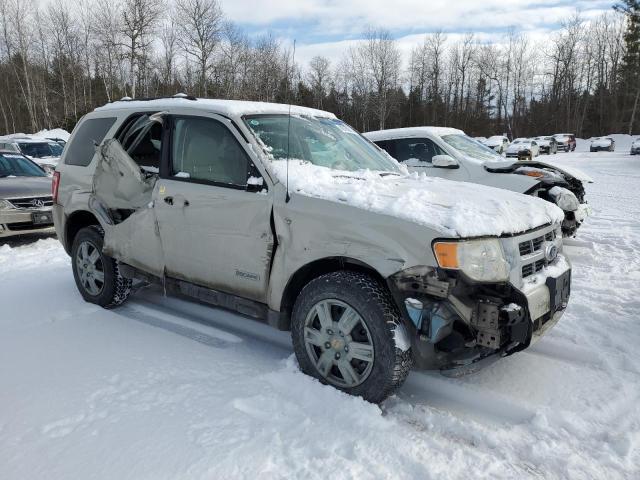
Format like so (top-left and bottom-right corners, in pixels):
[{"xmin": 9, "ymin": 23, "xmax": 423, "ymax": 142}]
[{"xmin": 0, "ymin": 207, "xmax": 55, "ymax": 238}]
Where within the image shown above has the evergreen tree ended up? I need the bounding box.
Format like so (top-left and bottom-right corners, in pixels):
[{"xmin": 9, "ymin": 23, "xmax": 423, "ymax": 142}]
[{"xmin": 615, "ymin": 1, "xmax": 640, "ymax": 133}]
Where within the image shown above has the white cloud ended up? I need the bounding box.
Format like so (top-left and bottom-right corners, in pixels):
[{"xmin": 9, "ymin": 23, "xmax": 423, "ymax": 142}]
[
  {"xmin": 221, "ymin": 0, "xmax": 611, "ymax": 34},
  {"xmin": 219, "ymin": 0, "xmax": 614, "ymax": 70}
]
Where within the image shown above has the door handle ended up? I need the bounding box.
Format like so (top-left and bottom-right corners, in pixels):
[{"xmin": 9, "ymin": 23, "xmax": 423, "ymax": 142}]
[{"xmin": 164, "ymin": 196, "xmax": 174, "ymax": 205}]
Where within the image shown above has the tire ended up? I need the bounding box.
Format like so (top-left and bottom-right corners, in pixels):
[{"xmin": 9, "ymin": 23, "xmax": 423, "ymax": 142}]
[
  {"xmin": 291, "ymin": 271, "xmax": 412, "ymax": 403},
  {"xmin": 71, "ymin": 225, "xmax": 132, "ymax": 309}
]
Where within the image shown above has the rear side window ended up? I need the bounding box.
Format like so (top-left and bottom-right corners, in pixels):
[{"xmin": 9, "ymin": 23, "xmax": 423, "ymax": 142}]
[{"xmin": 65, "ymin": 117, "xmax": 117, "ymax": 166}]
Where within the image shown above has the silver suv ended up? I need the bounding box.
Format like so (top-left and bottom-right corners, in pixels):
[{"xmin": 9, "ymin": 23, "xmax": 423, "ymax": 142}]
[{"xmin": 53, "ymin": 98, "xmax": 572, "ymax": 403}]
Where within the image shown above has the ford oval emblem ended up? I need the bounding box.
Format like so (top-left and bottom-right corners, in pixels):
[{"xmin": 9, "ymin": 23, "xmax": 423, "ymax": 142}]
[{"xmin": 545, "ymin": 243, "xmax": 558, "ymax": 263}]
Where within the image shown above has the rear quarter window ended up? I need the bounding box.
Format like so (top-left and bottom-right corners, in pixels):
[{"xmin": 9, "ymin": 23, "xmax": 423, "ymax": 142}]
[{"xmin": 65, "ymin": 117, "xmax": 117, "ymax": 166}]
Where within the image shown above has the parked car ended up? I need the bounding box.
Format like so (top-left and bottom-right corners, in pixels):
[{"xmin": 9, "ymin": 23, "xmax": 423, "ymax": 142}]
[
  {"xmin": 53, "ymin": 98, "xmax": 572, "ymax": 403},
  {"xmin": 483, "ymin": 135, "xmax": 510, "ymax": 154},
  {"xmin": 534, "ymin": 136, "xmax": 558, "ymax": 155},
  {"xmin": 46, "ymin": 137, "xmax": 67, "ymax": 146},
  {"xmin": 364, "ymin": 127, "xmax": 591, "ymax": 237},
  {"xmin": 631, "ymin": 137, "xmax": 640, "ymax": 155},
  {"xmin": 553, "ymin": 133, "xmax": 576, "ymax": 152},
  {"xmin": 0, "ymin": 150, "xmax": 55, "ymax": 238},
  {"xmin": 590, "ymin": 137, "xmax": 615, "ymax": 152},
  {"xmin": 506, "ymin": 138, "xmax": 540, "ymax": 160},
  {"xmin": 0, "ymin": 135, "xmax": 63, "ymax": 174}
]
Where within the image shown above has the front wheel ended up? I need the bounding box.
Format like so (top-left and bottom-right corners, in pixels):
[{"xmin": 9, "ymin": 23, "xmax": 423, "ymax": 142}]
[
  {"xmin": 291, "ymin": 271, "xmax": 412, "ymax": 403},
  {"xmin": 71, "ymin": 225, "xmax": 132, "ymax": 308}
]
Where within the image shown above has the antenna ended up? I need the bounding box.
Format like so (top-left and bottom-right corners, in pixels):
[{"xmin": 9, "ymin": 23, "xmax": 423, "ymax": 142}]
[{"xmin": 285, "ymin": 39, "xmax": 296, "ymax": 203}]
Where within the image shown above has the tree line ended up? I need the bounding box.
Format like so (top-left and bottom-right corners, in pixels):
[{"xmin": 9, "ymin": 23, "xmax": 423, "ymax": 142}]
[{"xmin": 0, "ymin": 0, "xmax": 638, "ymax": 138}]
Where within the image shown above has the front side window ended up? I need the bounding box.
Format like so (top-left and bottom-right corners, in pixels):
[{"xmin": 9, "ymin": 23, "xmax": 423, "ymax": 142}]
[
  {"xmin": 171, "ymin": 116, "xmax": 249, "ymax": 186},
  {"xmin": 0, "ymin": 154, "xmax": 46, "ymax": 177},
  {"xmin": 382, "ymin": 138, "xmax": 446, "ymax": 163},
  {"xmin": 244, "ymin": 115, "xmax": 401, "ymax": 174}
]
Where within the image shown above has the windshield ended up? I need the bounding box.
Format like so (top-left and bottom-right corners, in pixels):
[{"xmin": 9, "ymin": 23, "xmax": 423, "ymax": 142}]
[
  {"xmin": 18, "ymin": 142, "xmax": 60, "ymax": 158},
  {"xmin": 243, "ymin": 115, "xmax": 401, "ymax": 173},
  {"xmin": 0, "ymin": 153, "xmax": 46, "ymax": 177},
  {"xmin": 441, "ymin": 134, "xmax": 501, "ymax": 161}
]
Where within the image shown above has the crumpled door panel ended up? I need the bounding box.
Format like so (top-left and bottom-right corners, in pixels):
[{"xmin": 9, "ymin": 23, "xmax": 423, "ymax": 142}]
[
  {"xmin": 92, "ymin": 138, "xmax": 157, "ymax": 210},
  {"xmin": 90, "ymin": 137, "xmax": 165, "ymax": 277}
]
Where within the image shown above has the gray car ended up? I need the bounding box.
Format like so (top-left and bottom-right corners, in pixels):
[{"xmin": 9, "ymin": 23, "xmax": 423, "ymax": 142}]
[
  {"xmin": 0, "ymin": 151, "xmax": 55, "ymax": 238},
  {"xmin": 53, "ymin": 97, "xmax": 572, "ymax": 403}
]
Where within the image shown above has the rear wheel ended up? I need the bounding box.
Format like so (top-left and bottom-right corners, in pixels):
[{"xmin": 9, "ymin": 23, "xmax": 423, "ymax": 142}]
[
  {"xmin": 71, "ymin": 225, "xmax": 132, "ymax": 308},
  {"xmin": 291, "ymin": 271, "xmax": 412, "ymax": 403}
]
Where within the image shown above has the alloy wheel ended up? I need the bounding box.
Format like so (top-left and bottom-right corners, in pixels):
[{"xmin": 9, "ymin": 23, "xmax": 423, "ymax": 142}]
[
  {"xmin": 303, "ymin": 299, "xmax": 374, "ymax": 388},
  {"xmin": 76, "ymin": 240, "xmax": 105, "ymax": 296}
]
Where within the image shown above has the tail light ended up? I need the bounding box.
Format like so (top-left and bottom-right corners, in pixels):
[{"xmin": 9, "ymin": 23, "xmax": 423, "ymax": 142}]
[{"xmin": 52, "ymin": 171, "xmax": 60, "ymax": 204}]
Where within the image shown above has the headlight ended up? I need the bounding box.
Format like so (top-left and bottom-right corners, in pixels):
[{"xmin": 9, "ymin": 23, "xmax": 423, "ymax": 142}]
[
  {"xmin": 549, "ymin": 186, "xmax": 579, "ymax": 211},
  {"xmin": 432, "ymin": 238, "xmax": 510, "ymax": 282},
  {"xmin": 0, "ymin": 199, "xmax": 15, "ymax": 210}
]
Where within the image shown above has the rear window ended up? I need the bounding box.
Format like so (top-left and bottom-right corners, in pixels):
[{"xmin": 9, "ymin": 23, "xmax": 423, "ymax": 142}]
[{"xmin": 65, "ymin": 117, "xmax": 117, "ymax": 166}]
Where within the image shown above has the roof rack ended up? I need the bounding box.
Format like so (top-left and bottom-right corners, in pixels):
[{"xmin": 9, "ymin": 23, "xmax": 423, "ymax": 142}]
[{"xmin": 116, "ymin": 93, "xmax": 197, "ymax": 102}]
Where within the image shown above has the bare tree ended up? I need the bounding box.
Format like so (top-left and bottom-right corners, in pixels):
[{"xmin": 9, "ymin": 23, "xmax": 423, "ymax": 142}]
[
  {"xmin": 307, "ymin": 55, "xmax": 330, "ymax": 109},
  {"xmin": 174, "ymin": 0, "xmax": 223, "ymax": 96}
]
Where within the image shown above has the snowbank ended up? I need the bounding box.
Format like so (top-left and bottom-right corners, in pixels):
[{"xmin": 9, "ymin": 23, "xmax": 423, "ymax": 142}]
[
  {"xmin": 576, "ymin": 133, "xmax": 637, "ymax": 152},
  {"xmin": 1, "ymin": 150, "xmax": 639, "ymax": 479},
  {"xmin": 272, "ymin": 160, "xmax": 564, "ymax": 237}
]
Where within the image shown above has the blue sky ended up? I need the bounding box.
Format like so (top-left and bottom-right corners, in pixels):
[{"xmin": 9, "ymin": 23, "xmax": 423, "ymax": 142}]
[{"xmin": 220, "ymin": 0, "xmax": 615, "ymax": 65}]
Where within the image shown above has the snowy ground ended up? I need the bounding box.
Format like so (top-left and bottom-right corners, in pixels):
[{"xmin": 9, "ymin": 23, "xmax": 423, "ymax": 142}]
[{"xmin": 1, "ymin": 149, "xmax": 639, "ymax": 480}]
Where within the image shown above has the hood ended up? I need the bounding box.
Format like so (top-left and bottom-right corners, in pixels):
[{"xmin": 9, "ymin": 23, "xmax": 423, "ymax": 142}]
[
  {"xmin": 484, "ymin": 139, "xmax": 502, "ymax": 147},
  {"xmin": 274, "ymin": 160, "xmax": 564, "ymax": 238},
  {"xmin": 487, "ymin": 158, "xmax": 593, "ymax": 184},
  {"xmin": 518, "ymin": 159, "xmax": 593, "ymax": 183},
  {"xmin": 536, "ymin": 139, "xmax": 551, "ymax": 146},
  {"xmin": 591, "ymin": 139, "xmax": 611, "ymax": 147},
  {"xmin": 0, "ymin": 176, "xmax": 52, "ymax": 198}
]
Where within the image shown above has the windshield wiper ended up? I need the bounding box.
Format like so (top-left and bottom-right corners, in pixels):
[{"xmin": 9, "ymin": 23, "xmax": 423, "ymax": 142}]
[{"xmin": 379, "ymin": 172, "xmax": 401, "ymax": 177}]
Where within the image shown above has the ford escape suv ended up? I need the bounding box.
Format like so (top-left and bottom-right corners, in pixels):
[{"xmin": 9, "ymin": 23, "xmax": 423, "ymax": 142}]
[{"xmin": 53, "ymin": 97, "xmax": 572, "ymax": 403}]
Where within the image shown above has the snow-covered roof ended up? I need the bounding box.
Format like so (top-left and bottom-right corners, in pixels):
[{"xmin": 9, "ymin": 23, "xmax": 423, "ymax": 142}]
[
  {"xmin": 364, "ymin": 127, "xmax": 465, "ymax": 141},
  {"xmin": 93, "ymin": 98, "xmax": 336, "ymax": 119},
  {"xmin": 0, "ymin": 134, "xmax": 55, "ymax": 144}
]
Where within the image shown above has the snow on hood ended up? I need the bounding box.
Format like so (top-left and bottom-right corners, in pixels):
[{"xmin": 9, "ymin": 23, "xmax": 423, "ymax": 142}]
[
  {"xmin": 506, "ymin": 142, "xmax": 532, "ymax": 152},
  {"xmin": 591, "ymin": 138, "xmax": 612, "ymax": 147},
  {"xmin": 272, "ymin": 161, "xmax": 564, "ymax": 238}
]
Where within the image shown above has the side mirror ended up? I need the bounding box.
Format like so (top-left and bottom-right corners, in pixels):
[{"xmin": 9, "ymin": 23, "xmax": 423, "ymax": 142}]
[{"xmin": 432, "ymin": 155, "xmax": 459, "ymax": 169}]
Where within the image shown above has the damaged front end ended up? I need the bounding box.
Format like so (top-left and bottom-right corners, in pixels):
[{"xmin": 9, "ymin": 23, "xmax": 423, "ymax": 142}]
[
  {"xmin": 387, "ymin": 226, "xmax": 571, "ymax": 375},
  {"xmin": 486, "ymin": 160, "xmax": 591, "ymax": 237}
]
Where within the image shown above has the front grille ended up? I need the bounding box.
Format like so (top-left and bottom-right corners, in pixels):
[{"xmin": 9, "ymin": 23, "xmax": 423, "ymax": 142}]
[
  {"xmin": 519, "ymin": 230, "xmax": 558, "ymax": 278},
  {"xmin": 7, "ymin": 196, "xmax": 53, "ymax": 209},
  {"xmin": 519, "ymin": 230, "xmax": 555, "ymax": 257},
  {"xmin": 6, "ymin": 221, "xmax": 52, "ymax": 231}
]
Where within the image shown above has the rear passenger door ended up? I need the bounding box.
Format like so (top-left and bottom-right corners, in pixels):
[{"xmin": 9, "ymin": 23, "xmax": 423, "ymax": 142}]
[{"xmin": 154, "ymin": 114, "xmax": 274, "ymax": 303}]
